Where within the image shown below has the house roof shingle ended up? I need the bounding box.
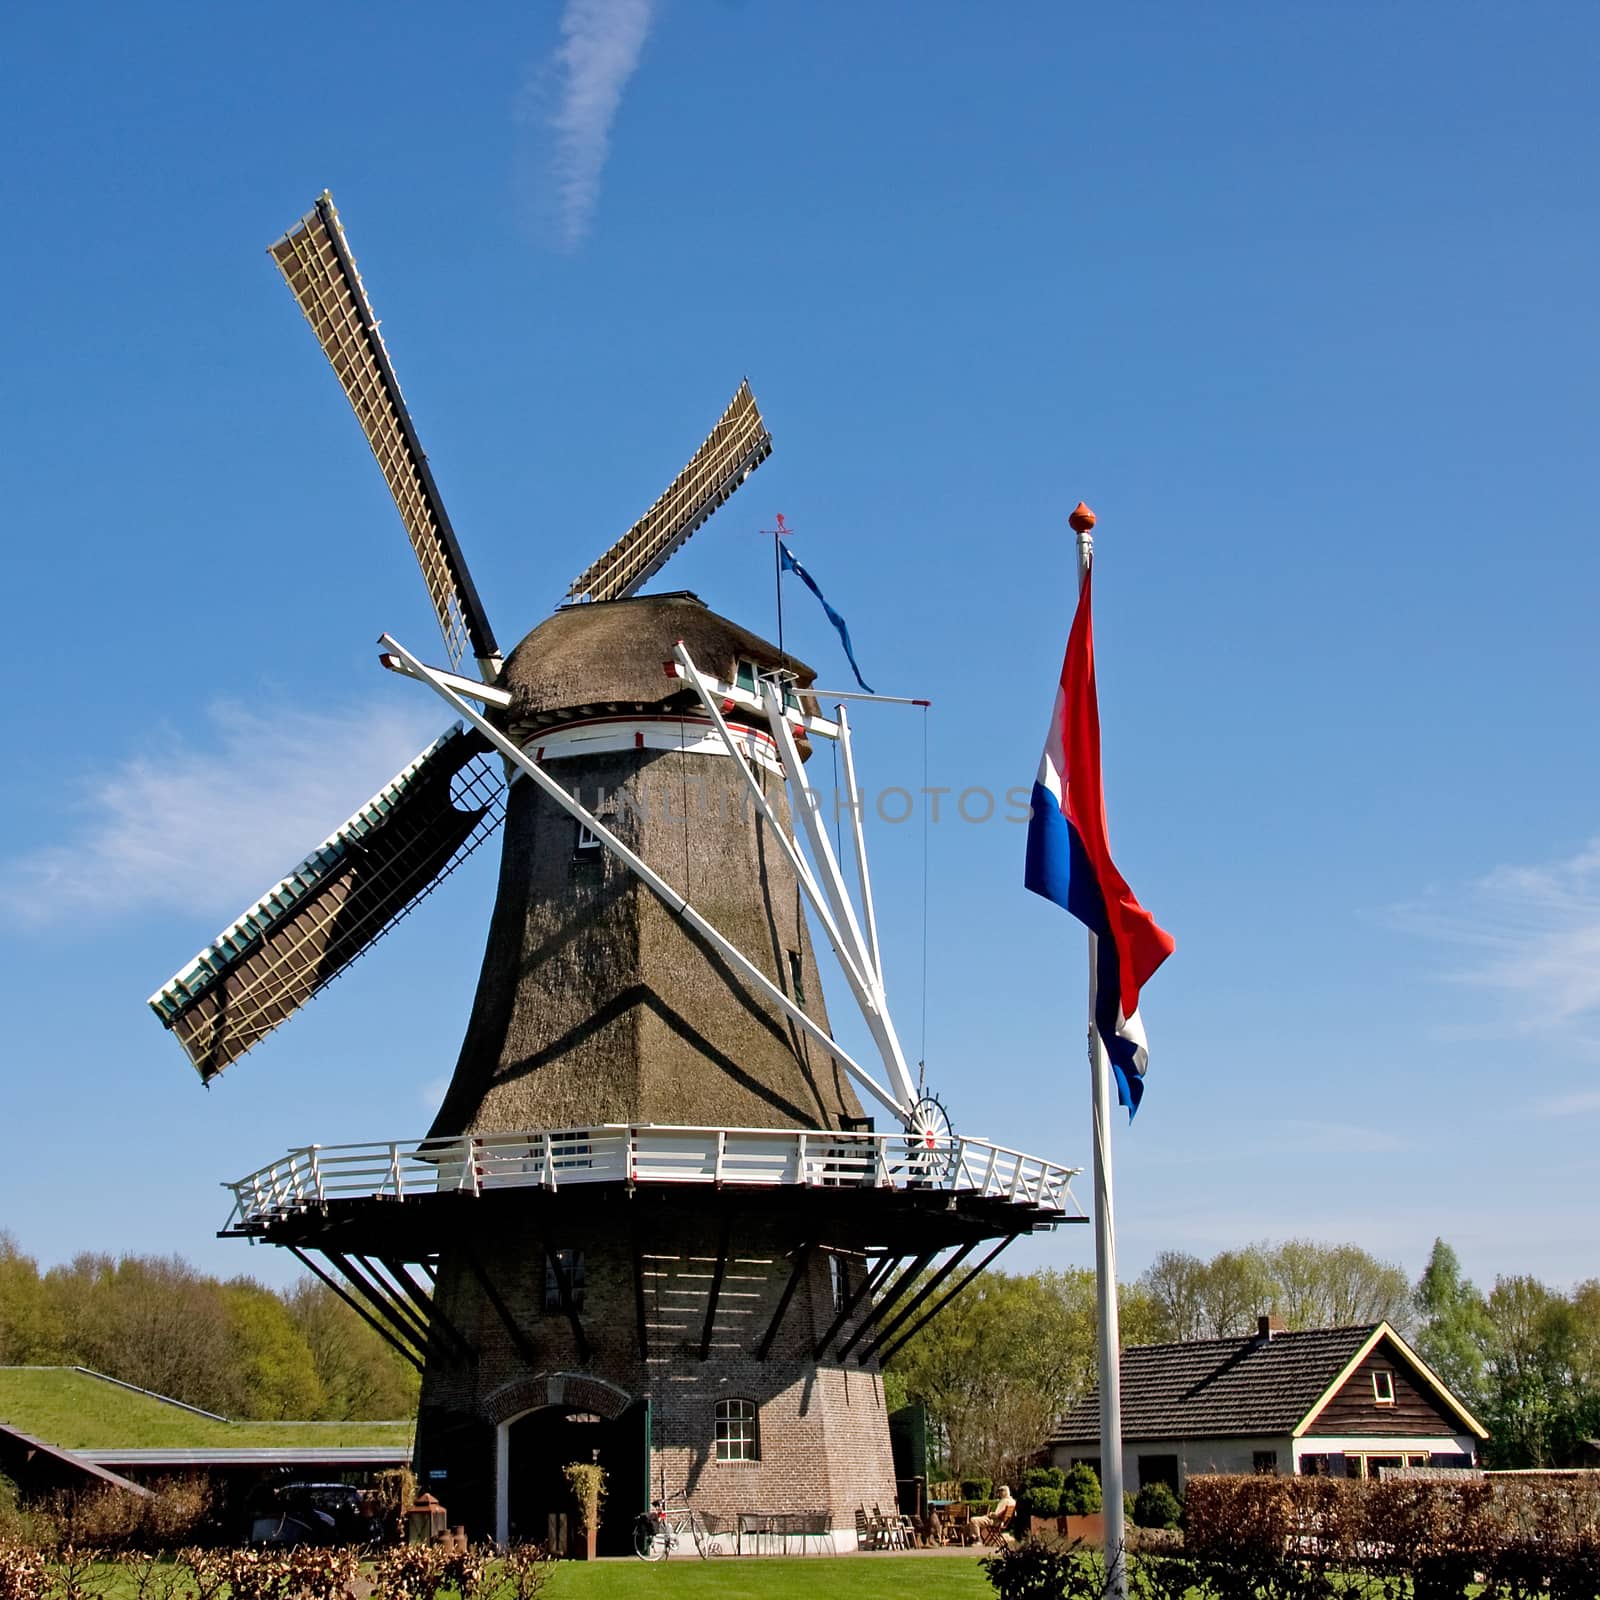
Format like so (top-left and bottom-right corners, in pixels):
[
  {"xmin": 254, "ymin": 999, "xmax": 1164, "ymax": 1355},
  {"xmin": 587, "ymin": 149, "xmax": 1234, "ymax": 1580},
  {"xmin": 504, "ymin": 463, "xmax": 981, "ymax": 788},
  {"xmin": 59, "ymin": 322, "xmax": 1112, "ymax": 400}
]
[{"xmin": 1050, "ymin": 1325, "xmax": 1379, "ymax": 1444}]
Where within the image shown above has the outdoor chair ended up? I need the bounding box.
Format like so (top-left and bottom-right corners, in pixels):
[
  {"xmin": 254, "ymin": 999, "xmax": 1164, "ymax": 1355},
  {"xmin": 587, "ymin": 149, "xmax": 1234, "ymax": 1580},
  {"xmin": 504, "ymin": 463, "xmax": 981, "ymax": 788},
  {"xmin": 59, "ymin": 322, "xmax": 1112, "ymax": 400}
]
[
  {"xmin": 855, "ymin": 1505, "xmax": 885, "ymax": 1550},
  {"xmin": 874, "ymin": 1502, "xmax": 914, "ymax": 1548},
  {"xmin": 946, "ymin": 1503, "xmax": 977, "ymax": 1545}
]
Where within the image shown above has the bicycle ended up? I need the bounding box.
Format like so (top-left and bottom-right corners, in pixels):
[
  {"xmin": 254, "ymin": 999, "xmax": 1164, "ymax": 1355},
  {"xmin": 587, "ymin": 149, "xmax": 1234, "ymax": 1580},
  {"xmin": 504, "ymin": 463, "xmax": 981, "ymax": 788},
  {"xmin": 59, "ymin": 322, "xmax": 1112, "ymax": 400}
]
[{"xmin": 632, "ymin": 1491, "xmax": 721, "ymax": 1559}]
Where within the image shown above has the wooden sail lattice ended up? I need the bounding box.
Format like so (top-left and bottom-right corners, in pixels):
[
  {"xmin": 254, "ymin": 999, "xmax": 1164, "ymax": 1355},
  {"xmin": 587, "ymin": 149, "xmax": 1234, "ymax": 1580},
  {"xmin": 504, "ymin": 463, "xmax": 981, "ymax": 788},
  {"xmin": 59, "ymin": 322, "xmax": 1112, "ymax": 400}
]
[
  {"xmin": 269, "ymin": 194, "xmax": 498, "ymax": 671},
  {"xmin": 149, "ymin": 724, "xmax": 505, "ymax": 1080},
  {"xmin": 565, "ymin": 380, "xmax": 773, "ymax": 605}
]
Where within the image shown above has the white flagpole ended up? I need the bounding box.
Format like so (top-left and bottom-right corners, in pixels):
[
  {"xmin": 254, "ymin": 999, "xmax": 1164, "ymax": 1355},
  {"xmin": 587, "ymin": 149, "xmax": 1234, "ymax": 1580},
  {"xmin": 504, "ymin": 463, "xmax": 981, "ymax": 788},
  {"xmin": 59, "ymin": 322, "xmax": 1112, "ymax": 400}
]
[{"xmin": 1075, "ymin": 505, "xmax": 1127, "ymax": 1599}]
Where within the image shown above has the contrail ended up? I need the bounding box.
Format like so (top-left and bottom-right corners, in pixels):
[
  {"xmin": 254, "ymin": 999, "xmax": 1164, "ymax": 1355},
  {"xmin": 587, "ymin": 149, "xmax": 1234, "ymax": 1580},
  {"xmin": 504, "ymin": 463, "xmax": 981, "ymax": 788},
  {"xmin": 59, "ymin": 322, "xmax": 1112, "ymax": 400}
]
[{"xmin": 546, "ymin": 0, "xmax": 657, "ymax": 248}]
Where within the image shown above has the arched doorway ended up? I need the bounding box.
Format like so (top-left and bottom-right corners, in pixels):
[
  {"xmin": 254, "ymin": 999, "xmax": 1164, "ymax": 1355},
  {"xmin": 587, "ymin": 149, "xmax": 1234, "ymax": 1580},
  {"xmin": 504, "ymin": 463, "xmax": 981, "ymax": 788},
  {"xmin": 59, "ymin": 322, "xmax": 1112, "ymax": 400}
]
[{"xmin": 489, "ymin": 1375, "xmax": 647, "ymax": 1554}]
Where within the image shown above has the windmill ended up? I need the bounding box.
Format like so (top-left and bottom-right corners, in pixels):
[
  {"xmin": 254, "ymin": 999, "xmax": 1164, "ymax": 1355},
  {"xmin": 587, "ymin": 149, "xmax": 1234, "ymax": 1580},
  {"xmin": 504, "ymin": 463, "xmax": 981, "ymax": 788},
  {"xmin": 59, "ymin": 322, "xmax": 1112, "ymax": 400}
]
[{"xmin": 147, "ymin": 193, "xmax": 1083, "ymax": 1550}]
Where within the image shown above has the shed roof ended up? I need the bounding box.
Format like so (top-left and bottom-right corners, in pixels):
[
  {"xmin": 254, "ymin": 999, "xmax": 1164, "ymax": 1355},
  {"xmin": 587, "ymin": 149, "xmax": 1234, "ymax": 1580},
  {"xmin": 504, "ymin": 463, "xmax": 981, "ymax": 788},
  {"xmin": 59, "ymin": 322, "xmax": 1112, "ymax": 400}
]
[{"xmin": 1050, "ymin": 1323, "xmax": 1473, "ymax": 1444}]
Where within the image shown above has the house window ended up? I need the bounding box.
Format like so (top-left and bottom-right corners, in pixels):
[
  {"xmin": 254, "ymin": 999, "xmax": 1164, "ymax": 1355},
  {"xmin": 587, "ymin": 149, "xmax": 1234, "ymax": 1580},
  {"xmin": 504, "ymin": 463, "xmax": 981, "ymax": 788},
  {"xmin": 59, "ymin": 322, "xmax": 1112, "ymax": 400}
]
[
  {"xmin": 1253, "ymin": 1451, "xmax": 1279, "ymax": 1475},
  {"xmin": 1137, "ymin": 1455, "xmax": 1179, "ymax": 1492},
  {"xmin": 1372, "ymin": 1370, "xmax": 1396, "ymax": 1405},
  {"xmin": 788, "ymin": 949, "xmax": 805, "ymax": 1004},
  {"xmin": 544, "ymin": 1249, "xmax": 585, "ymax": 1314},
  {"xmin": 714, "ymin": 1398, "xmax": 759, "ymax": 1462}
]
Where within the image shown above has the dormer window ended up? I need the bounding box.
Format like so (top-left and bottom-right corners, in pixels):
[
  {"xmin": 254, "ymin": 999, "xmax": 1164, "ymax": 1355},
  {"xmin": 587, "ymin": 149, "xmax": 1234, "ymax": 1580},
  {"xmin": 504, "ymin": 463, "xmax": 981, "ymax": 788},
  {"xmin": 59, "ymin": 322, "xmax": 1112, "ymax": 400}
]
[{"xmin": 1372, "ymin": 1370, "xmax": 1395, "ymax": 1405}]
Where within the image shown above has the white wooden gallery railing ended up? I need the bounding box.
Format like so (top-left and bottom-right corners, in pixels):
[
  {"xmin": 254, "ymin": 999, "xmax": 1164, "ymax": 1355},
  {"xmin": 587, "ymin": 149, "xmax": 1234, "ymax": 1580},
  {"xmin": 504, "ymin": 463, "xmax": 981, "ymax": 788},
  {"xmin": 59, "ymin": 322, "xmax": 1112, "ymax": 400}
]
[{"xmin": 221, "ymin": 1125, "xmax": 1083, "ymax": 1234}]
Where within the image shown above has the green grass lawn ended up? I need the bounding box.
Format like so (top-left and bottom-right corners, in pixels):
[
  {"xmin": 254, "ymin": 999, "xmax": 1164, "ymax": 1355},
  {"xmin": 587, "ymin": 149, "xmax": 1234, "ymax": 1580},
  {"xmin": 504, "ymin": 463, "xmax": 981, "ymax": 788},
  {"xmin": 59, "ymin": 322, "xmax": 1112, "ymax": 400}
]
[
  {"xmin": 0, "ymin": 1367, "xmax": 413, "ymax": 1450},
  {"xmin": 541, "ymin": 1556, "xmax": 993, "ymax": 1600},
  {"xmin": 72, "ymin": 1556, "xmax": 994, "ymax": 1600}
]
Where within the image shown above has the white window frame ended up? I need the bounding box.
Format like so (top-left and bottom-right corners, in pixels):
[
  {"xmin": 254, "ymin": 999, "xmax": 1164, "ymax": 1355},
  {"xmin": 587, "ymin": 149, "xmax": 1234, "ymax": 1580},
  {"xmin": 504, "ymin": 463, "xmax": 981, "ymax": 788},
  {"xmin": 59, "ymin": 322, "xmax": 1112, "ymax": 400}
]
[
  {"xmin": 714, "ymin": 1397, "xmax": 759, "ymax": 1463},
  {"xmin": 1372, "ymin": 1369, "xmax": 1396, "ymax": 1405}
]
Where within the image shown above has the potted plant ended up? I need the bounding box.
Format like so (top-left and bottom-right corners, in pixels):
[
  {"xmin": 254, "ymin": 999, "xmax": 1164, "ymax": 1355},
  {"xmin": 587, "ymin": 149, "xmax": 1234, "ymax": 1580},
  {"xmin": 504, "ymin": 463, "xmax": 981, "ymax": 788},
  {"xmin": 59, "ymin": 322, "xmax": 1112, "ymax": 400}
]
[
  {"xmin": 1058, "ymin": 1463, "xmax": 1104, "ymax": 1544},
  {"xmin": 561, "ymin": 1463, "xmax": 607, "ymax": 1560}
]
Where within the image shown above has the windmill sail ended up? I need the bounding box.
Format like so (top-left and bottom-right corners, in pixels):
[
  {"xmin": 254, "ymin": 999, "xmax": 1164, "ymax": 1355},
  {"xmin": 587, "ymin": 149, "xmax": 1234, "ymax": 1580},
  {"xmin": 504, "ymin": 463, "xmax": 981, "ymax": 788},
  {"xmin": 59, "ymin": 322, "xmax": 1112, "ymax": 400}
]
[
  {"xmin": 148, "ymin": 725, "xmax": 505, "ymax": 1081},
  {"xmin": 269, "ymin": 194, "xmax": 500, "ymax": 675},
  {"xmin": 565, "ymin": 380, "xmax": 773, "ymax": 604}
]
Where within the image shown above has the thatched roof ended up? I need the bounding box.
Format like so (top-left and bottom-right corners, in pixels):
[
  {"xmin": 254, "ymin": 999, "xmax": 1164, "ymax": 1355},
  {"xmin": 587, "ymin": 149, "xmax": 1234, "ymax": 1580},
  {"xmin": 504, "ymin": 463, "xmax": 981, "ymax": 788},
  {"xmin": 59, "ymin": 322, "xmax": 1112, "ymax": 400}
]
[{"xmin": 498, "ymin": 591, "xmax": 816, "ymax": 733}]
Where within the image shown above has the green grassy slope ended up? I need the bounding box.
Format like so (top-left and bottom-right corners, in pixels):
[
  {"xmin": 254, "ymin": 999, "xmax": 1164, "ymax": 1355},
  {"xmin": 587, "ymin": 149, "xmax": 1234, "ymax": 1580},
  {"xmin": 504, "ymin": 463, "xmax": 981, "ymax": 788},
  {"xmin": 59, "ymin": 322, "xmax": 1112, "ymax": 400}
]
[{"xmin": 0, "ymin": 1368, "xmax": 412, "ymax": 1451}]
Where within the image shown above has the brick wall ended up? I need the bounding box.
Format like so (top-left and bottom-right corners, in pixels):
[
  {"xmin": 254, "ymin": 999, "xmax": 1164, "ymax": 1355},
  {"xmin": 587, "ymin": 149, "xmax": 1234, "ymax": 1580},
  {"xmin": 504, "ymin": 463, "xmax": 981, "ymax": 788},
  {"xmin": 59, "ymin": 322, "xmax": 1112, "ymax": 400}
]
[{"xmin": 417, "ymin": 1201, "xmax": 898, "ymax": 1535}]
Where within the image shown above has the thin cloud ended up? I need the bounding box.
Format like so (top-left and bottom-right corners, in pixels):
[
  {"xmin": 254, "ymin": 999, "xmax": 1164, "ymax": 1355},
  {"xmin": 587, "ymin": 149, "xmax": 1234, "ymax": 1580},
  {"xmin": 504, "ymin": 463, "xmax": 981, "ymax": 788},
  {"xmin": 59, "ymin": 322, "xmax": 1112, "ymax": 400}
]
[
  {"xmin": 0, "ymin": 699, "xmax": 444, "ymax": 926},
  {"xmin": 1395, "ymin": 837, "xmax": 1600, "ymax": 1039},
  {"xmin": 1533, "ymin": 1088, "xmax": 1600, "ymax": 1119},
  {"xmin": 1275, "ymin": 1119, "xmax": 1409, "ymax": 1155},
  {"xmin": 531, "ymin": 0, "xmax": 658, "ymax": 250}
]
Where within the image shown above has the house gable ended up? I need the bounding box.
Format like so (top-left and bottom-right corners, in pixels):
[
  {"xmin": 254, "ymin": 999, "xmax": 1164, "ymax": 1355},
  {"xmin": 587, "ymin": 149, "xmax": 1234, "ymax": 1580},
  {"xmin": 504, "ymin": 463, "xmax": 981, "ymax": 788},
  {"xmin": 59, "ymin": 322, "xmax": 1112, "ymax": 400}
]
[{"xmin": 1297, "ymin": 1329, "xmax": 1487, "ymax": 1440}]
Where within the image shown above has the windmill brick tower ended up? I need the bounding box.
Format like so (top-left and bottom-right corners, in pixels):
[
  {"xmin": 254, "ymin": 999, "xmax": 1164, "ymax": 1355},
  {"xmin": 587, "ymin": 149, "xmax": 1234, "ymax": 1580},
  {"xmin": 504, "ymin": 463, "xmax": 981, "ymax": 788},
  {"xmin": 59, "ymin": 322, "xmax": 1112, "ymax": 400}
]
[{"xmin": 149, "ymin": 194, "xmax": 1081, "ymax": 1552}]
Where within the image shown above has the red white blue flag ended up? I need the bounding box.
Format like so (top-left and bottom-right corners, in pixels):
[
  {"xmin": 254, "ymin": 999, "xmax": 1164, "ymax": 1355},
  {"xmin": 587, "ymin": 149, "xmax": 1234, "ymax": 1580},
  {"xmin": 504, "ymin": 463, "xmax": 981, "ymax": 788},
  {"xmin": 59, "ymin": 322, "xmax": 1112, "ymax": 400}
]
[{"xmin": 1025, "ymin": 567, "xmax": 1174, "ymax": 1115}]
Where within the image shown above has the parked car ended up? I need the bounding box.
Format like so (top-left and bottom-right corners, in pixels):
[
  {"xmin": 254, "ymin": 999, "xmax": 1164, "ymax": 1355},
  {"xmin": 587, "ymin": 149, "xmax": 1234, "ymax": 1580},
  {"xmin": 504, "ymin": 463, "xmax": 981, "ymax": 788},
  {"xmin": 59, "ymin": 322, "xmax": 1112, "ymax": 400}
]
[{"xmin": 250, "ymin": 1482, "xmax": 374, "ymax": 1545}]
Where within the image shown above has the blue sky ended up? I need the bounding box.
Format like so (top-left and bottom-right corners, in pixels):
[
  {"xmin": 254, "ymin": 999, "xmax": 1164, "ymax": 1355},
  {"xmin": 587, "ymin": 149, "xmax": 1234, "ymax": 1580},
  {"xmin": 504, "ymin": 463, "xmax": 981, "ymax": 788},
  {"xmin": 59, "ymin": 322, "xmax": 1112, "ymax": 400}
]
[{"xmin": 2, "ymin": 2, "xmax": 1597, "ymax": 1295}]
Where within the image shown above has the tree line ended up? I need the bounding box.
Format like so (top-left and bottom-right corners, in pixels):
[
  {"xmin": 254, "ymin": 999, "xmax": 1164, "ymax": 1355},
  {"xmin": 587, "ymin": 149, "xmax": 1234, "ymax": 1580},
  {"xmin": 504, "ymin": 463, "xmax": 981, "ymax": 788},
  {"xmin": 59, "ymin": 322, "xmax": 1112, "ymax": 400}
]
[
  {"xmin": 882, "ymin": 1237, "xmax": 1600, "ymax": 1485},
  {"xmin": 0, "ymin": 1231, "xmax": 417, "ymax": 1421}
]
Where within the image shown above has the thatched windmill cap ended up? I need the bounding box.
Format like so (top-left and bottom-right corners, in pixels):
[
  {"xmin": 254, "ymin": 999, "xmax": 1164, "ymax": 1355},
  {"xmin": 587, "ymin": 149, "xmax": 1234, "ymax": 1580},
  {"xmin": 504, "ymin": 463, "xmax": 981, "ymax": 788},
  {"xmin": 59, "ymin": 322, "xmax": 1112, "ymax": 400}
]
[{"xmin": 499, "ymin": 591, "xmax": 817, "ymax": 732}]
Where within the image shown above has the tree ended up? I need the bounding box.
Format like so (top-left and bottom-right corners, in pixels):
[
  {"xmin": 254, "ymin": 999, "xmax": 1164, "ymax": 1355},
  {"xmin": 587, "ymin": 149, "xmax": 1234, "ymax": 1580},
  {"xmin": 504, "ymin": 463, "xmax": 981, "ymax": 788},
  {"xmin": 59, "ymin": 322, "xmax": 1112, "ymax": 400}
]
[
  {"xmin": 43, "ymin": 1253, "xmax": 239, "ymax": 1413},
  {"xmin": 221, "ymin": 1280, "xmax": 323, "ymax": 1419},
  {"xmin": 1266, "ymin": 1240, "xmax": 1412, "ymax": 1333},
  {"xmin": 286, "ymin": 1279, "xmax": 419, "ymax": 1419},
  {"xmin": 1412, "ymin": 1238, "xmax": 1491, "ymax": 1412},
  {"xmin": 1138, "ymin": 1251, "xmax": 1209, "ymax": 1343},
  {"xmin": 886, "ymin": 1269, "xmax": 1087, "ymax": 1485},
  {"xmin": 0, "ymin": 1232, "xmax": 62, "ymax": 1364},
  {"xmin": 1199, "ymin": 1246, "xmax": 1275, "ymax": 1337},
  {"xmin": 1482, "ymin": 1273, "xmax": 1568, "ymax": 1467}
]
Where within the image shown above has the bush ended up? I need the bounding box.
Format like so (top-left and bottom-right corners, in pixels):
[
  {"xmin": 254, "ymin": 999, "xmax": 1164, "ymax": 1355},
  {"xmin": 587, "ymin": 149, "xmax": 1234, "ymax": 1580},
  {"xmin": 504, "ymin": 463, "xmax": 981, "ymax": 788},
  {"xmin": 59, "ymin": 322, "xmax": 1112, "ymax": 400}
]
[
  {"xmin": 983, "ymin": 1537, "xmax": 1104, "ymax": 1600},
  {"xmin": 1020, "ymin": 1467, "xmax": 1065, "ymax": 1495},
  {"xmin": 1059, "ymin": 1464, "xmax": 1102, "ymax": 1517},
  {"xmin": 961, "ymin": 1478, "xmax": 994, "ymax": 1504},
  {"xmin": 1132, "ymin": 1482, "xmax": 1181, "ymax": 1530},
  {"xmin": 1019, "ymin": 1486, "xmax": 1061, "ymax": 1522}
]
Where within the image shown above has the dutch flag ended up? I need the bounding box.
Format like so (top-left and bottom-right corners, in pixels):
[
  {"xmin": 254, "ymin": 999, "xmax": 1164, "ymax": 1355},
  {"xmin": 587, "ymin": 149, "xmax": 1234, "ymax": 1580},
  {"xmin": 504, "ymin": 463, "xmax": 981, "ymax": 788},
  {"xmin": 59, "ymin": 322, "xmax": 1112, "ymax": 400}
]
[{"xmin": 1025, "ymin": 565, "xmax": 1174, "ymax": 1115}]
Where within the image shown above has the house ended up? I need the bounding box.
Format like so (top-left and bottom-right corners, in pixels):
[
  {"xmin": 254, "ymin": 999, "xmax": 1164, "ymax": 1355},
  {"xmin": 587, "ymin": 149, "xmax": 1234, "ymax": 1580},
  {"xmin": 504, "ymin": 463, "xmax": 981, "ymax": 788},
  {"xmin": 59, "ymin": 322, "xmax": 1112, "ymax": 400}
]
[{"xmin": 1049, "ymin": 1317, "xmax": 1487, "ymax": 1492}]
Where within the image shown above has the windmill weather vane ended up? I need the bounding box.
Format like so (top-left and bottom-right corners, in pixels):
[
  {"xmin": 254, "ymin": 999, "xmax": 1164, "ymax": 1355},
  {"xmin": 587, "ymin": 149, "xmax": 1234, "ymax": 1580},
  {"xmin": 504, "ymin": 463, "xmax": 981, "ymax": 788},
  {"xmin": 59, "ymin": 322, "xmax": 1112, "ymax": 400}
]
[{"xmin": 144, "ymin": 191, "xmax": 1084, "ymax": 1549}]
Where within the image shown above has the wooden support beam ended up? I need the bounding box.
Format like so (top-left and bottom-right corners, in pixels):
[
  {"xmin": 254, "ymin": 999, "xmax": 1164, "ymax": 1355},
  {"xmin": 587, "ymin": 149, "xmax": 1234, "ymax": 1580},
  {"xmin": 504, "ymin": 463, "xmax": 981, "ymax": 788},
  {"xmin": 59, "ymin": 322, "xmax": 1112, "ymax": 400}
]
[
  {"xmin": 756, "ymin": 1242, "xmax": 814, "ymax": 1361},
  {"xmin": 545, "ymin": 1247, "xmax": 591, "ymax": 1364},
  {"xmin": 813, "ymin": 1252, "xmax": 894, "ymax": 1360},
  {"xmin": 836, "ymin": 1250, "xmax": 936, "ymax": 1361},
  {"xmin": 377, "ymin": 1256, "xmax": 470, "ymax": 1362},
  {"xmin": 288, "ymin": 1247, "xmax": 423, "ymax": 1371},
  {"xmin": 699, "ymin": 1218, "xmax": 732, "ymax": 1362},
  {"xmin": 869, "ymin": 1235, "xmax": 1019, "ymax": 1365},
  {"xmin": 465, "ymin": 1251, "xmax": 541, "ymax": 1370},
  {"xmin": 347, "ymin": 1253, "xmax": 434, "ymax": 1351},
  {"xmin": 853, "ymin": 1242, "xmax": 979, "ymax": 1364},
  {"xmin": 631, "ymin": 1222, "xmax": 650, "ymax": 1364}
]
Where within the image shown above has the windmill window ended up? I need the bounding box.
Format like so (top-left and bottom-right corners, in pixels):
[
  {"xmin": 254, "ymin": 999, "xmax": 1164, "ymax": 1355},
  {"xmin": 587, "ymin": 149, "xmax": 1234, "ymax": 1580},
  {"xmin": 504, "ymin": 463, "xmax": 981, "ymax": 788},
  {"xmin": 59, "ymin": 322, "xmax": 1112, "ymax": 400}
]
[
  {"xmin": 788, "ymin": 950, "xmax": 805, "ymax": 1003},
  {"xmin": 544, "ymin": 1249, "xmax": 585, "ymax": 1314},
  {"xmin": 575, "ymin": 821, "xmax": 602, "ymax": 854},
  {"xmin": 1372, "ymin": 1370, "xmax": 1396, "ymax": 1405},
  {"xmin": 714, "ymin": 1398, "xmax": 759, "ymax": 1462},
  {"xmin": 829, "ymin": 1254, "xmax": 846, "ymax": 1313},
  {"xmin": 735, "ymin": 659, "xmax": 758, "ymax": 694}
]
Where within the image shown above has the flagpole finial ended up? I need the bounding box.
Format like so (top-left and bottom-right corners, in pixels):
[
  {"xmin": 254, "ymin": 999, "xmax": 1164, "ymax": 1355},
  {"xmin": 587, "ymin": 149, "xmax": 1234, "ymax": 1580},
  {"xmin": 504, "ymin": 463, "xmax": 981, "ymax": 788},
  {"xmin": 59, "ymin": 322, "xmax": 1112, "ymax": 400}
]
[{"xmin": 1068, "ymin": 502, "xmax": 1097, "ymax": 534}]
